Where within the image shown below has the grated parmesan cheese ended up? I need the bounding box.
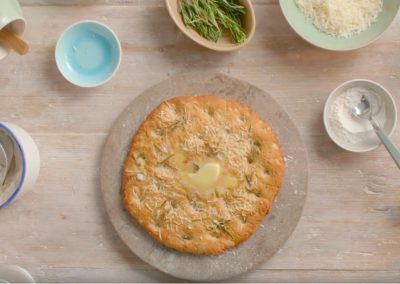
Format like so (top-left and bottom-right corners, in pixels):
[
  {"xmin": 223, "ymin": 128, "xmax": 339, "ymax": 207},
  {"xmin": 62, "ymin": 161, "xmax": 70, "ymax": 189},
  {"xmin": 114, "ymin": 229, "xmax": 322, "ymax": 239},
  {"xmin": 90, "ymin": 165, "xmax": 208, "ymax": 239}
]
[{"xmin": 295, "ymin": 0, "xmax": 383, "ymax": 37}]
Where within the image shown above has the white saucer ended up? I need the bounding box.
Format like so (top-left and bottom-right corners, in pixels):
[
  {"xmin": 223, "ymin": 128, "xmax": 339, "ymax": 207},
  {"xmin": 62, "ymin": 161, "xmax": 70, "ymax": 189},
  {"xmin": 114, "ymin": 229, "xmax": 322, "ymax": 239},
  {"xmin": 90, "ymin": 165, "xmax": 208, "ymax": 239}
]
[
  {"xmin": 323, "ymin": 79, "xmax": 397, "ymax": 152},
  {"xmin": 0, "ymin": 266, "xmax": 35, "ymax": 283}
]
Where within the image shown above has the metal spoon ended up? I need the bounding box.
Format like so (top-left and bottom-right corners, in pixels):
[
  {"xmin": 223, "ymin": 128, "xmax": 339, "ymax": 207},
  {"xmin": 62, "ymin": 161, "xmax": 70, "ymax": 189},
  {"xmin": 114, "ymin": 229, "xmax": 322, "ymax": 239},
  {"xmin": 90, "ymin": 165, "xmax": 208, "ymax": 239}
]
[{"xmin": 351, "ymin": 95, "xmax": 400, "ymax": 168}]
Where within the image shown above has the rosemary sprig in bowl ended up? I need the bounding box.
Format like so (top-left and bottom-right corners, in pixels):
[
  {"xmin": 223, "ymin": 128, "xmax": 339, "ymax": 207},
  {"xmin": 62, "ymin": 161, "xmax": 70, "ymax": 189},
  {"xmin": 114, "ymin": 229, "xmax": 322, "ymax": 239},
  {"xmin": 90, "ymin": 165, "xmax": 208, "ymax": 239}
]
[
  {"xmin": 180, "ymin": 0, "xmax": 248, "ymax": 44},
  {"xmin": 165, "ymin": 0, "xmax": 255, "ymax": 51}
]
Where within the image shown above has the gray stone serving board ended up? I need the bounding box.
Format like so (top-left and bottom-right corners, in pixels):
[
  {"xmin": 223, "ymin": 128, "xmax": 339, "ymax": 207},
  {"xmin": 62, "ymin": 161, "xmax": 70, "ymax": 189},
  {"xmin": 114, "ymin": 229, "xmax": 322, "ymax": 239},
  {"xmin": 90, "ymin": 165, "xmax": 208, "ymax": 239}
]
[{"xmin": 100, "ymin": 73, "xmax": 308, "ymax": 281}]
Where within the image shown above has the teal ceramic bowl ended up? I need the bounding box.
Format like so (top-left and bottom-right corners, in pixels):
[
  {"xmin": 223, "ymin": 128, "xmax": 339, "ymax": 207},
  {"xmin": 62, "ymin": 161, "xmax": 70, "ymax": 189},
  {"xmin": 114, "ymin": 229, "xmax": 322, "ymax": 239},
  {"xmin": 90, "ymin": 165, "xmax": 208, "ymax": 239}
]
[
  {"xmin": 55, "ymin": 21, "xmax": 121, "ymax": 87},
  {"xmin": 280, "ymin": 0, "xmax": 400, "ymax": 51}
]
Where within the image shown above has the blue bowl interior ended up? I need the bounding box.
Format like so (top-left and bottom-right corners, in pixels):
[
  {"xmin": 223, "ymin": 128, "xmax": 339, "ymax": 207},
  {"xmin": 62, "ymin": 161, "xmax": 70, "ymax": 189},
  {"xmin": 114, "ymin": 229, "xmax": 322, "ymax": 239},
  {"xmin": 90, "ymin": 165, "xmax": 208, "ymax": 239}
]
[{"xmin": 56, "ymin": 22, "xmax": 120, "ymax": 87}]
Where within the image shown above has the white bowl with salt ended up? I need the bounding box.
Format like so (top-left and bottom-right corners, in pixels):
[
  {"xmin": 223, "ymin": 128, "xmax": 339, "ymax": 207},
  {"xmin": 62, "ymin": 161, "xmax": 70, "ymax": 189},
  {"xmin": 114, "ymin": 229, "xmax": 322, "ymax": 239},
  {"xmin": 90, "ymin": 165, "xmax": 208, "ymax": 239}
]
[{"xmin": 324, "ymin": 79, "xmax": 397, "ymax": 152}]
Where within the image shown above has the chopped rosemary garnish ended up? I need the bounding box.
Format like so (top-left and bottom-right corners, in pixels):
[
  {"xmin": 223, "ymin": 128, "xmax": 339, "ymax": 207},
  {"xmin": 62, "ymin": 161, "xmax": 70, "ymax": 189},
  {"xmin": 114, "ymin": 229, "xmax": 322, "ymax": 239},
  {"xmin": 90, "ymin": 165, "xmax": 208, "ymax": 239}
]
[{"xmin": 179, "ymin": 0, "xmax": 247, "ymax": 44}]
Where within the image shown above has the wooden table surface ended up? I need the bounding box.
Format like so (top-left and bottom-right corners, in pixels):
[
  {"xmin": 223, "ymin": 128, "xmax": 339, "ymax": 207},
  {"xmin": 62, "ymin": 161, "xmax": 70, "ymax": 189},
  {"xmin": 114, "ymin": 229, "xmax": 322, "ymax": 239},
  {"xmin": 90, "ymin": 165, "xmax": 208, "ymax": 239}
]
[{"xmin": 0, "ymin": 0, "xmax": 399, "ymax": 282}]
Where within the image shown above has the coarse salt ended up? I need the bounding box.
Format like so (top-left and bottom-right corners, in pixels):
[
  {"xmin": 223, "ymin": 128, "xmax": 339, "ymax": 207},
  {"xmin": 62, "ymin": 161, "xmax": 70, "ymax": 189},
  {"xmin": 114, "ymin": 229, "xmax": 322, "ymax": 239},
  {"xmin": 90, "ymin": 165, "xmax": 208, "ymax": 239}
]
[{"xmin": 328, "ymin": 87, "xmax": 386, "ymax": 144}]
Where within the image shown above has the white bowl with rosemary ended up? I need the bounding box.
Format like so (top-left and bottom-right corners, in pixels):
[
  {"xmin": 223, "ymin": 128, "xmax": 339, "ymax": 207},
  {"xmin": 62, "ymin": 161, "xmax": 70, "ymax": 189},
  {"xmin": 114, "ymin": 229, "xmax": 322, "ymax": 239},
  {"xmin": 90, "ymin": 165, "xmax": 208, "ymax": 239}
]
[{"xmin": 166, "ymin": 0, "xmax": 256, "ymax": 51}]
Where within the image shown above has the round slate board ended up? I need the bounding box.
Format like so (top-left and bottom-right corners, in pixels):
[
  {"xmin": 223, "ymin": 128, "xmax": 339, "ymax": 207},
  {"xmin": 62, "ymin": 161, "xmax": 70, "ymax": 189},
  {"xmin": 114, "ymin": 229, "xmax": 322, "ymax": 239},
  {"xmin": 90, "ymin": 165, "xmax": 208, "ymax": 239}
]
[{"xmin": 100, "ymin": 73, "xmax": 308, "ymax": 281}]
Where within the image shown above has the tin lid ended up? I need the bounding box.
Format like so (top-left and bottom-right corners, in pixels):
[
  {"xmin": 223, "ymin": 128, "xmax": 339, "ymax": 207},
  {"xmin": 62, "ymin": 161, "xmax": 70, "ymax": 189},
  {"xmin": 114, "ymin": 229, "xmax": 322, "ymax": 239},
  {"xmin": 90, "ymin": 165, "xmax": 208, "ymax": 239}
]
[{"xmin": 0, "ymin": 129, "xmax": 22, "ymax": 208}]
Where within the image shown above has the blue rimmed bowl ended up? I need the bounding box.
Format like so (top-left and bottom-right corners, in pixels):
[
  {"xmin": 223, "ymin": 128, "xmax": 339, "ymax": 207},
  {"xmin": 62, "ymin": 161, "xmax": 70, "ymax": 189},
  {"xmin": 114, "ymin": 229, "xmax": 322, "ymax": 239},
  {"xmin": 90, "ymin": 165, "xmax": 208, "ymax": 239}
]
[
  {"xmin": 55, "ymin": 21, "xmax": 122, "ymax": 88},
  {"xmin": 0, "ymin": 122, "xmax": 40, "ymax": 209}
]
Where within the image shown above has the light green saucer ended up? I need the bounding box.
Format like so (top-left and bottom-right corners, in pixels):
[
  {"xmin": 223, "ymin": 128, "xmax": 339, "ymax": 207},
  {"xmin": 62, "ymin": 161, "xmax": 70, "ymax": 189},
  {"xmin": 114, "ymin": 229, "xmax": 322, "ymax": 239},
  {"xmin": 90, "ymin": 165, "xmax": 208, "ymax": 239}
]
[{"xmin": 279, "ymin": 0, "xmax": 400, "ymax": 51}]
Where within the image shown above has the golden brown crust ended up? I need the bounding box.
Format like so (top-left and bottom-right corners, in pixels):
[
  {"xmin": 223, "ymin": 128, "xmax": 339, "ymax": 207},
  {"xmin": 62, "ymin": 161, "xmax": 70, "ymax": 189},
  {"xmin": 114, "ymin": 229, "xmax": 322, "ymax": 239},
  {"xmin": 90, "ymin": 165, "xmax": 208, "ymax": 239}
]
[{"xmin": 122, "ymin": 96, "xmax": 284, "ymax": 255}]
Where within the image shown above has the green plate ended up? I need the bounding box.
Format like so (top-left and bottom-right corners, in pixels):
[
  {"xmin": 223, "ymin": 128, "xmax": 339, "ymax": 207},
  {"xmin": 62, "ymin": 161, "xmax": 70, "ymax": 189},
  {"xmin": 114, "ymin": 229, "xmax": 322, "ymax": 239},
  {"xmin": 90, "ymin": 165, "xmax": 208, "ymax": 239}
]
[{"xmin": 279, "ymin": 0, "xmax": 400, "ymax": 51}]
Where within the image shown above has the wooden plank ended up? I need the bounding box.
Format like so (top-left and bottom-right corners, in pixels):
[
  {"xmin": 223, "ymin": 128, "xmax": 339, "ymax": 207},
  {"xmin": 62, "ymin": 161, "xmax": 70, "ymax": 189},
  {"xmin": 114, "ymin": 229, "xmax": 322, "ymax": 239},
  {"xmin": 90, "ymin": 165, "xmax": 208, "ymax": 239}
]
[
  {"xmin": 19, "ymin": 0, "xmax": 275, "ymax": 6},
  {"xmin": 0, "ymin": 129, "xmax": 397, "ymax": 281},
  {"xmin": 28, "ymin": 268, "xmax": 400, "ymax": 283}
]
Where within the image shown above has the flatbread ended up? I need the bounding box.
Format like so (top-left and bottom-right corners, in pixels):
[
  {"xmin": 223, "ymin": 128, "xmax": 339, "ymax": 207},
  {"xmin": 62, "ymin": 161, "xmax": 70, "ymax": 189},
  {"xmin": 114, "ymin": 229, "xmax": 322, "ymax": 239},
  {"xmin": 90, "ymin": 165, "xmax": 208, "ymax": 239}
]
[{"xmin": 122, "ymin": 96, "xmax": 284, "ymax": 255}]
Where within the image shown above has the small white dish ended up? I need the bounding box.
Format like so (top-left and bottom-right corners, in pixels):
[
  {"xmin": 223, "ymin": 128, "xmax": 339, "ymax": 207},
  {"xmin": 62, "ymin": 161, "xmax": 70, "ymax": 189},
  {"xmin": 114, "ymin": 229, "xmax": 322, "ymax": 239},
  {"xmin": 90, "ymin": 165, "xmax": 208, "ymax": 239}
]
[
  {"xmin": 323, "ymin": 79, "xmax": 397, "ymax": 152},
  {"xmin": 0, "ymin": 122, "xmax": 40, "ymax": 208},
  {"xmin": 0, "ymin": 265, "xmax": 35, "ymax": 283}
]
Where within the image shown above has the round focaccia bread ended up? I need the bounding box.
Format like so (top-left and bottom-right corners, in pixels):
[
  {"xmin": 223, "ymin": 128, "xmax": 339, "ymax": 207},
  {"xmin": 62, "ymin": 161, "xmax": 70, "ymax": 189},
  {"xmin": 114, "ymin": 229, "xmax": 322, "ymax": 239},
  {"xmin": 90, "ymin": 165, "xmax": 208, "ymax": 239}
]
[{"xmin": 122, "ymin": 96, "xmax": 284, "ymax": 255}]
